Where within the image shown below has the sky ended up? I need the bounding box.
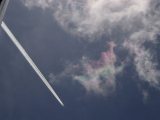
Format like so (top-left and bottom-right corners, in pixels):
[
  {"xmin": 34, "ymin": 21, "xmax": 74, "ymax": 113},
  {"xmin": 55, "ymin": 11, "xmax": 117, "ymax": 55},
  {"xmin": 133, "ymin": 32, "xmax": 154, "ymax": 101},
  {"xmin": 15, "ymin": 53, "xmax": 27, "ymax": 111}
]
[{"xmin": 0, "ymin": 0, "xmax": 160, "ymax": 120}]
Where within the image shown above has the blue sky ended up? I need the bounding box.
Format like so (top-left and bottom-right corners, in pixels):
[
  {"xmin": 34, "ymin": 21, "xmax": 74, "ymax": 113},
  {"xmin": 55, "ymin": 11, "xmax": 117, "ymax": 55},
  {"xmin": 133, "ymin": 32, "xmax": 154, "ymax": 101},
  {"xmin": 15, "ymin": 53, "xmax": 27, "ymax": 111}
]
[{"xmin": 1, "ymin": 0, "xmax": 160, "ymax": 120}]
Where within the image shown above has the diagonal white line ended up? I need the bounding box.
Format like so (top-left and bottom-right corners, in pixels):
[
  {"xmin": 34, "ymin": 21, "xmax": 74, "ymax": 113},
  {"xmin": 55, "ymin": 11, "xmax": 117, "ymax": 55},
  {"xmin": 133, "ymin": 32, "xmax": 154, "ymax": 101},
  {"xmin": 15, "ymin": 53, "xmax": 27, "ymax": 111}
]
[{"xmin": 1, "ymin": 21, "xmax": 64, "ymax": 106}]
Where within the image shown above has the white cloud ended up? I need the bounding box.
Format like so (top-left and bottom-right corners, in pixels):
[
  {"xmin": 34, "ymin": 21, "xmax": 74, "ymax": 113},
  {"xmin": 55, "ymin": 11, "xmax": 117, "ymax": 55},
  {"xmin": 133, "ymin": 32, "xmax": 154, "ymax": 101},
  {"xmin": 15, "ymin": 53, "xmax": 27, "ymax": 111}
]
[
  {"xmin": 122, "ymin": 1, "xmax": 160, "ymax": 86},
  {"xmin": 21, "ymin": 0, "xmax": 150, "ymax": 37},
  {"xmin": 21, "ymin": 0, "xmax": 160, "ymax": 94},
  {"xmin": 52, "ymin": 0, "xmax": 150, "ymax": 37},
  {"xmin": 22, "ymin": 0, "xmax": 53, "ymax": 9},
  {"xmin": 123, "ymin": 40, "xmax": 160, "ymax": 87}
]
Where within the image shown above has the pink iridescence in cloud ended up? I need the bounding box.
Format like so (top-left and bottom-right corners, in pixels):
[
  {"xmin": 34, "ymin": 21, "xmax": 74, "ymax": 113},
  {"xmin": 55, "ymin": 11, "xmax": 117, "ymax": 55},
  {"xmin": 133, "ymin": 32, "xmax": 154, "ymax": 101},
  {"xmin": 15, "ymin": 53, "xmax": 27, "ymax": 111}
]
[{"xmin": 74, "ymin": 42, "xmax": 123, "ymax": 95}]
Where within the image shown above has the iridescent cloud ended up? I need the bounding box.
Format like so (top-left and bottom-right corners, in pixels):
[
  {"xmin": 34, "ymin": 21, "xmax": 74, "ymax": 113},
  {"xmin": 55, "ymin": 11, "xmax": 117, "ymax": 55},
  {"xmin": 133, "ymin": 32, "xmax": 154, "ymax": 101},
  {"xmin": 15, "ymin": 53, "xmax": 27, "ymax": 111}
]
[{"xmin": 74, "ymin": 42, "xmax": 123, "ymax": 95}]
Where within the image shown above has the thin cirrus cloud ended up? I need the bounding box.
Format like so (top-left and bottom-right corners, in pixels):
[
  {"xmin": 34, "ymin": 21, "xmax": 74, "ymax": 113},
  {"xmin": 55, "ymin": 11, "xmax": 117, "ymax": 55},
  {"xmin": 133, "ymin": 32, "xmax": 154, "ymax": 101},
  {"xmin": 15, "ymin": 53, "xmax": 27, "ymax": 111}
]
[{"xmin": 21, "ymin": 0, "xmax": 160, "ymax": 95}]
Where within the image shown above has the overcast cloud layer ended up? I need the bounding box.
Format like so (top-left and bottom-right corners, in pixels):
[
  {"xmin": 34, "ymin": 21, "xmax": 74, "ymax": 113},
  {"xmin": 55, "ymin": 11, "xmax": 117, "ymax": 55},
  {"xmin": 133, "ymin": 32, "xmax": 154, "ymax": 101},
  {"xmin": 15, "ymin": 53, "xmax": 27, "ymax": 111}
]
[{"xmin": 21, "ymin": 0, "xmax": 160, "ymax": 95}]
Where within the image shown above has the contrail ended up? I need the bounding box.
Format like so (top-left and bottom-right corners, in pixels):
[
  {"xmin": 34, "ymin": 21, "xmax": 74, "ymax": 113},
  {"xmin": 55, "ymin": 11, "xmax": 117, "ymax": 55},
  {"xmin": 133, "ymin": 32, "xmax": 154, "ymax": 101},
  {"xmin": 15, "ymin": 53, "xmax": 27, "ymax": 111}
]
[{"xmin": 1, "ymin": 21, "xmax": 64, "ymax": 106}]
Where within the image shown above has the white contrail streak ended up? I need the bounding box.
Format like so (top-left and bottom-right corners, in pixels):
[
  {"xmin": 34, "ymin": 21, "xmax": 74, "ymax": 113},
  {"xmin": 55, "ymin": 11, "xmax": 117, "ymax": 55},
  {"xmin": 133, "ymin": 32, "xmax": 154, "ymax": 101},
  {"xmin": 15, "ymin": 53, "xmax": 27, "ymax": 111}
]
[{"xmin": 1, "ymin": 21, "xmax": 64, "ymax": 106}]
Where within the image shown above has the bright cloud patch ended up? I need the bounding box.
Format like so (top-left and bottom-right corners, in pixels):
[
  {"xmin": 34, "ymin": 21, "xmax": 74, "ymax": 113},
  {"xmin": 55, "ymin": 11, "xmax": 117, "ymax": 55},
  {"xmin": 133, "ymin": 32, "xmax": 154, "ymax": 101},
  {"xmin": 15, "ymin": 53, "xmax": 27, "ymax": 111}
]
[{"xmin": 22, "ymin": 0, "xmax": 150, "ymax": 37}]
